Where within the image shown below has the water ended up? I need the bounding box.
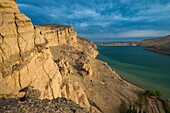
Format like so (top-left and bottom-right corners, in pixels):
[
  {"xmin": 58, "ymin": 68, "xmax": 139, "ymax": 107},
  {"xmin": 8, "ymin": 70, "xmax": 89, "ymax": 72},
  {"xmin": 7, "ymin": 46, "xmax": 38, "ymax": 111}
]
[{"xmin": 98, "ymin": 46, "xmax": 170, "ymax": 98}]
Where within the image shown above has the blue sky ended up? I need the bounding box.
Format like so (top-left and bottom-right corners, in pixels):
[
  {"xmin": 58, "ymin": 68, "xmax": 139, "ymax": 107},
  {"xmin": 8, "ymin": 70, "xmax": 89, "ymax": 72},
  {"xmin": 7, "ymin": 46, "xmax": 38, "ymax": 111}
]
[{"xmin": 17, "ymin": 0, "xmax": 170, "ymax": 41}]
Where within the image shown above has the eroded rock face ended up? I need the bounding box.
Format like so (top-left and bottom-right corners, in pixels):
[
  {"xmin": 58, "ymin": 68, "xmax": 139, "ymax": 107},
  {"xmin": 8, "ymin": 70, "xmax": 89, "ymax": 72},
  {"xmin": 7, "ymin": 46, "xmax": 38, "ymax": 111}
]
[
  {"xmin": 0, "ymin": 1, "xmax": 168, "ymax": 113},
  {"xmin": 77, "ymin": 36, "xmax": 99, "ymax": 58},
  {"xmin": 50, "ymin": 37, "xmax": 169, "ymax": 113},
  {"xmin": 35, "ymin": 24, "xmax": 77, "ymax": 46},
  {"xmin": 55, "ymin": 59, "xmax": 91, "ymax": 111},
  {"xmin": 61, "ymin": 82, "xmax": 91, "ymax": 111},
  {"xmin": 0, "ymin": 0, "xmax": 19, "ymax": 13},
  {"xmin": 0, "ymin": 0, "xmax": 91, "ymax": 112},
  {"xmin": 0, "ymin": 0, "xmax": 62, "ymax": 100}
]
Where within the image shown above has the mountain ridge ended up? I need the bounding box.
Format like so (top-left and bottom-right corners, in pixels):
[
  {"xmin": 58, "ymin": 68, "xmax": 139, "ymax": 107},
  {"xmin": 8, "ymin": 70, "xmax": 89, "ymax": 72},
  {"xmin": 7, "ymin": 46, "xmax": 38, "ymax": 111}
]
[{"xmin": 137, "ymin": 35, "xmax": 170, "ymax": 55}]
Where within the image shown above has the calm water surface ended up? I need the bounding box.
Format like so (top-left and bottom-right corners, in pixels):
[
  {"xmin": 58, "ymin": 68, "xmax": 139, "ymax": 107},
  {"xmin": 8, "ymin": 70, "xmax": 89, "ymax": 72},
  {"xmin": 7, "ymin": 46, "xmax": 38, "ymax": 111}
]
[{"xmin": 98, "ymin": 46, "xmax": 170, "ymax": 98}]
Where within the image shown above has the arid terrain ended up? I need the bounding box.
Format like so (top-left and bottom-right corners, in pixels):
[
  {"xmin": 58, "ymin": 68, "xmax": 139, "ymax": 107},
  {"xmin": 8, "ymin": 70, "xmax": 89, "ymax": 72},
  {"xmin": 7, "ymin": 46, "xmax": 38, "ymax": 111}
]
[
  {"xmin": 0, "ymin": 0, "xmax": 169, "ymax": 113},
  {"xmin": 137, "ymin": 35, "xmax": 170, "ymax": 55}
]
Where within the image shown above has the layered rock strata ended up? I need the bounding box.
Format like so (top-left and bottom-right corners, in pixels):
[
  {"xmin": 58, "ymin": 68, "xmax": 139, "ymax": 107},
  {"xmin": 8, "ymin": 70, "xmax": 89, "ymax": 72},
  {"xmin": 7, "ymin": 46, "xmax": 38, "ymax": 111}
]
[
  {"xmin": 0, "ymin": 0, "xmax": 92, "ymax": 111},
  {"xmin": 0, "ymin": 0, "xmax": 169, "ymax": 113},
  {"xmin": 35, "ymin": 24, "xmax": 77, "ymax": 46},
  {"xmin": 0, "ymin": 0, "xmax": 63, "ymax": 100}
]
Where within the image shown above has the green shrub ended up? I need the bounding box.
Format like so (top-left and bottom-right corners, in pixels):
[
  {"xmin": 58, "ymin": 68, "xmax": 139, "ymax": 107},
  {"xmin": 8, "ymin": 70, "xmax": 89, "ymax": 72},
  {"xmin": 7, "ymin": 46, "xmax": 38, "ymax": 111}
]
[
  {"xmin": 162, "ymin": 100, "xmax": 170, "ymax": 113},
  {"xmin": 143, "ymin": 90, "xmax": 163, "ymax": 97},
  {"xmin": 143, "ymin": 90, "xmax": 155, "ymax": 97},
  {"xmin": 154, "ymin": 90, "xmax": 163, "ymax": 97}
]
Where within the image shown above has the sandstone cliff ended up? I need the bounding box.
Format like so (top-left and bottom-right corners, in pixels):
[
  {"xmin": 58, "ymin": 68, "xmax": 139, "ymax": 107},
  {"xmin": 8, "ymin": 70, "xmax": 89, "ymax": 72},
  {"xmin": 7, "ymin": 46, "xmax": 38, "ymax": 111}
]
[
  {"xmin": 0, "ymin": 0, "xmax": 91, "ymax": 111},
  {"xmin": 0, "ymin": 0, "xmax": 63, "ymax": 99},
  {"xmin": 0, "ymin": 1, "xmax": 169, "ymax": 113},
  {"xmin": 137, "ymin": 35, "xmax": 170, "ymax": 55},
  {"xmin": 35, "ymin": 24, "xmax": 77, "ymax": 46}
]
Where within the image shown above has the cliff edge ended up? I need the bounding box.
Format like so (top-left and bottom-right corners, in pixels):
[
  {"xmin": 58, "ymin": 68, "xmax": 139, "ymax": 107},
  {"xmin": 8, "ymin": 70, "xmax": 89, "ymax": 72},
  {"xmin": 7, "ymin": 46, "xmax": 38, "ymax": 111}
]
[{"xmin": 0, "ymin": 1, "xmax": 169, "ymax": 113}]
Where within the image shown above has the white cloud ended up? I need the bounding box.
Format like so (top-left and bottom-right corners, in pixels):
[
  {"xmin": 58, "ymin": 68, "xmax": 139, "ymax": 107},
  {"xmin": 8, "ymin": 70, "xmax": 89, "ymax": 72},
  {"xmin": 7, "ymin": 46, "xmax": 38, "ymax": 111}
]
[
  {"xmin": 78, "ymin": 22, "xmax": 89, "ymax": 27},
  {"xmin": 17, "ymin": 1, "xmax": 170, "ymax": 40},
  {"xmin": 134, "ymin": 3, "xmax": 170, "ymax": 21},
  {"xmin": 80, "ymin": 30, "xmax": 170, "ymax": 39},
  {"xmin": 18, "ymin": 3, "xmax": 30, "ymax": 7},
  {"xmin": 68, "ymin": 8, "xmax": 100, "ymax": 19},
  {"xmin": 18, "ymin": 3, "xmax": 40, "ymax": 10},
  {"xmin": 139, "ymin": 3, "xmax": 170, "ymax": 15},
  {"xmin": 118, "ymin": 30, "xmax": 170, "ymax": 38}
]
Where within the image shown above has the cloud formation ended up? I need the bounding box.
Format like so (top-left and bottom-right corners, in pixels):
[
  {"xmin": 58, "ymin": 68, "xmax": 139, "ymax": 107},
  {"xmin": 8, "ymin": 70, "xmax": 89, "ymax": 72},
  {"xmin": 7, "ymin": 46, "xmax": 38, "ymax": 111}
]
[{"xmin": 17, "ymin": 0, "xmax": 170, "ymax": 41}]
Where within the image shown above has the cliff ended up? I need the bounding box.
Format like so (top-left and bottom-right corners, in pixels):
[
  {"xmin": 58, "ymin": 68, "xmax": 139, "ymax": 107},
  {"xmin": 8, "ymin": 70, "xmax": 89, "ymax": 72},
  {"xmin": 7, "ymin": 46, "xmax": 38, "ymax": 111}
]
[
  {"xmin": 137, "ymin": 35, "xmax": 170, "ymax": 55},
  {"xmin": 0, "ymin": 0, "xmax": 92, "ymax": 111},
  {"xmin": 35, "ymin": 24, "xmax": 77, "ymax": 46},
  {"xmin": 0, "ymin": 0, "xmax": 62, "ymax": 99},
  {"xmin": 0, "ymin": 1, "xmax": 169, "ymax": 113}
]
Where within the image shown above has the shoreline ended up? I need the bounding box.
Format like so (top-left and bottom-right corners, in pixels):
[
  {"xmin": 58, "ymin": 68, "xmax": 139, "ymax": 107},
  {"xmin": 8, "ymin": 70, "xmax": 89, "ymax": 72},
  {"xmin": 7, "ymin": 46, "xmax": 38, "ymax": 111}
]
[
  {"xmin": 95, "ymin": 42, "xmax": 137, "ymax": 46},
  {"xmin": 97, "ymin": 46, "xmax": 170, "ymax": 99},
  {"xmin": 96, "ymin": 56, "xmax": 144, "ymax": 91},
  {"xmin": 144, "ymin": 47, "xmax": 170, "ymax": 56},
  {"xmin": 106, "ymin": 61, "xmax": 170, "ymax": 100}
]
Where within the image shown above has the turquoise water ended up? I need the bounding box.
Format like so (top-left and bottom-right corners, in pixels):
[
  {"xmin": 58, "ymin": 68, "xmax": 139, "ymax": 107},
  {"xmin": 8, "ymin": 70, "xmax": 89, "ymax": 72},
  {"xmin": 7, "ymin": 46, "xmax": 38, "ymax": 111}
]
[{"xmin": 98, "ymin": 46, "xmax": 170, "ymax": 98}]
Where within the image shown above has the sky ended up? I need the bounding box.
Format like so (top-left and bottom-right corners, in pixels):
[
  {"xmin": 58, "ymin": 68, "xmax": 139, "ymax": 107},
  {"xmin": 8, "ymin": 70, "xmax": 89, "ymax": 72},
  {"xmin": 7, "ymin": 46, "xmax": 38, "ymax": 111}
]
[{"xmin": 17, "ymin": 0, "xmax": 170, "ymax": 41}]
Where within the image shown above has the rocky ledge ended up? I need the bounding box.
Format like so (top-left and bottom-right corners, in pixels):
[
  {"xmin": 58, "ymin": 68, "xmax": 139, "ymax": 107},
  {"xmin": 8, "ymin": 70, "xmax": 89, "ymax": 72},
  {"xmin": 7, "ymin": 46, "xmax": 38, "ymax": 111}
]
[{"xmin": 0, "ymin": 0, "xmax": 169, "ymax": 113}]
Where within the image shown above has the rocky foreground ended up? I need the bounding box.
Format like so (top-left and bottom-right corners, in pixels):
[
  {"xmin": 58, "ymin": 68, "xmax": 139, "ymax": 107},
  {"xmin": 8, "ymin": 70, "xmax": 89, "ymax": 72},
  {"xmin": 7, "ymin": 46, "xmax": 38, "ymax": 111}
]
[
  {"xmin": 0, "ymin": 0, "xmax": 169, "ymax": 113},
  {"xmin": 0, "ymin": 98, "xmax": 87, "ymax": 113},
  {"xmin": 0, "ymin": 87, "xmax": 87, "ymax": 113},
  {"xmin": 137, "ymin": 35, "xmax": 170, "ymax": 55}
]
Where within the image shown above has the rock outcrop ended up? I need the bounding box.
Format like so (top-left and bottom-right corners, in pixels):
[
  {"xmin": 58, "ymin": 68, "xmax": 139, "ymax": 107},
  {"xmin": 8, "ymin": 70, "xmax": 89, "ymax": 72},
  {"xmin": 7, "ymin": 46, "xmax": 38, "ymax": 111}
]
[
  {"xmin": 0, "ymin": 0, "xmax": 169, "ymax": 113},
  {"xmin": 0, "ymin": 0, "xmax": 63, "ymax": 100},
  {"xmin": 36, "ymin": 24, "xmax": 77, "ymax": 46},
  {"xmin": 50, "ymin": 37, "xmax": 141, "ymax": 113},
  {"xmin": 0, "ymin": 0, "xmax": 91, "ymax": 112}
]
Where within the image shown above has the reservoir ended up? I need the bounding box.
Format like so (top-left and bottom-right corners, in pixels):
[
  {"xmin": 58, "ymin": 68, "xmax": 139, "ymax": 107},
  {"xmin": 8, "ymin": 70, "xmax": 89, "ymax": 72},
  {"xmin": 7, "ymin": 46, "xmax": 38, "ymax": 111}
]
[{"xmin": 98, "ymin": 46, "xmax": 170, "ymax": 98}]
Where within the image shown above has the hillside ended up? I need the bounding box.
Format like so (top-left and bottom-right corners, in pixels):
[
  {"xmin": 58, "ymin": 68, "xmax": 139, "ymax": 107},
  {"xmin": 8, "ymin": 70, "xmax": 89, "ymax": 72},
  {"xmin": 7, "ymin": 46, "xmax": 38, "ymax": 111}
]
[
  {"xmin": 0, "ymin": 0, "xmax": 169, "ymax": 113},
  {"xmin": 138, "ymin": 35, "xmax": 170, "ymax": 55}
]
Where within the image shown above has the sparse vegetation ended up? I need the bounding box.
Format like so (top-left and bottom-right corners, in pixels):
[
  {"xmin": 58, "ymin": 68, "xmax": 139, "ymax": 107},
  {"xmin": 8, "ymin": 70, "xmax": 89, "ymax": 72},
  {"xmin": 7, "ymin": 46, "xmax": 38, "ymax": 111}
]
[
  {"xmin": 162, "ymin": 100, "xmax": 170, "ymax": 113},
  {"xmin": 154, "ymin": 90, "xmax": 163, "ymax": 97},
  {"xmin": 123, "ymin": 97, "xmax": 148, "ymax": 113},
  {"xmin": 143, "ymin": 90, "xmax": 155, "ymax": 97},
  {"xmin": 143, "ymin": 90, "xmax": 163, "ymax": 97},
  {"xmin": 122, "ymin": 90, "xmax": 165, "ymax": 113}
]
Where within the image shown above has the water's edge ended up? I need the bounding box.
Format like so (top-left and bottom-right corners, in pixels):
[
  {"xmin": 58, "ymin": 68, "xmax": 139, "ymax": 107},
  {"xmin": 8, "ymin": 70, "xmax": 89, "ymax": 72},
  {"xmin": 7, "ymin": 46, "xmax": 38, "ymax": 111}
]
[{"xmin": 98, "ymin": 46, "xmax": 170, "ymax": 98}]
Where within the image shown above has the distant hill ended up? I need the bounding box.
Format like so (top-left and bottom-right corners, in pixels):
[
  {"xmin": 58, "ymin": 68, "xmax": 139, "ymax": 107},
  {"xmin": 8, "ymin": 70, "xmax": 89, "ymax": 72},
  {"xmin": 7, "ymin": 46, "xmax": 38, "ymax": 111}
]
[
  {"xmin": 137, "ymin": 35, "xmax": 170, "ymax": 55},
  {"xmin": 95, "ymin": 42, "xmax": 136, "ymax": 46}
]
